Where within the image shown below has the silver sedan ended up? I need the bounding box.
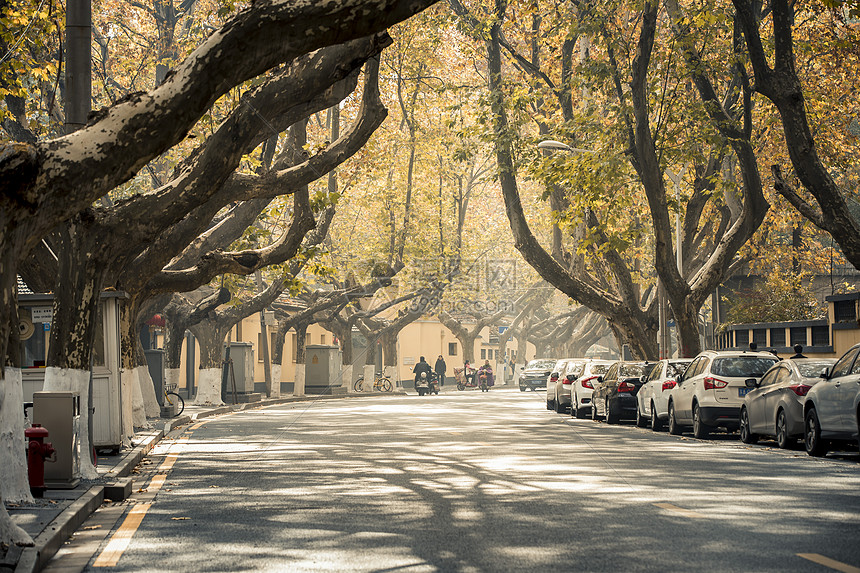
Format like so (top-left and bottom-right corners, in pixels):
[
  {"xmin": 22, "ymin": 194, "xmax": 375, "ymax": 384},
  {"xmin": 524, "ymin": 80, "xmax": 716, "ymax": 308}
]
[{"xmin": 739, "ymin": 358, "xmax": 836, "ymax": 449}]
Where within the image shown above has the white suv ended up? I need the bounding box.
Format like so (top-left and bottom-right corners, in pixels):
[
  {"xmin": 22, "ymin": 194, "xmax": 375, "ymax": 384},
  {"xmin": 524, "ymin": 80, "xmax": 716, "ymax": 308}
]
[
  {"xmin": 667, "ymin": 349, "xmax": 778, "ymax": 439},
  {"xmin": 635, "ymin": 359, "xmax": 692, "ymax": 431}
]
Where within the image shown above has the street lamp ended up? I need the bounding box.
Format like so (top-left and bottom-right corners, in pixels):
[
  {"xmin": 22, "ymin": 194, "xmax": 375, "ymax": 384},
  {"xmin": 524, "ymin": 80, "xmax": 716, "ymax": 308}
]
[{"xmin": 537, "ymin": 140, "xmax": 595, "ymax": 155}]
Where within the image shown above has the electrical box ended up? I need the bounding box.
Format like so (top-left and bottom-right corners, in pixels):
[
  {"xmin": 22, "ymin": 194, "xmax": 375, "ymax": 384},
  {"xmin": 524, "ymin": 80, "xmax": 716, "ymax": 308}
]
[{"xmin": 32, "ymin": 391, "xmax": 81, "ymax": 489}]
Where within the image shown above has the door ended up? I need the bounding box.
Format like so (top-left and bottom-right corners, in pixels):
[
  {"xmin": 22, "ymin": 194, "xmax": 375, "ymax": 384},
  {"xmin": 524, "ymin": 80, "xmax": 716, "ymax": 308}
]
[
  {"xmin": 817, "ymin": 348, "xmax": 858, "ymax": 432},
  {"xmin": 761, "ymin": 366, "xmax": 791, "ymax": 435},
  {"xmin": 748, "ymin": 367, "xmax": 779, "ymax": 434}
]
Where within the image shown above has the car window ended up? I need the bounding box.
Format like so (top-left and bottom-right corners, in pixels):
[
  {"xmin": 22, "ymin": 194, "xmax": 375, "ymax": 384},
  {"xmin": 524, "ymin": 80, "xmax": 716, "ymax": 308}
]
[
  {"xmin": 527, "ymin": 359, "xmax": 558, "ymax": 370},
  {"xmin": 775, "ymin": 367, "xmax": 792, "ymax": 385},
  {"xmin": 619, "ymin": 364, "xmax": 647, "ymax": 377},
  {"xmin": 796, "ymin": 361, "xmax": 836, "ymax": 378},
  {"xmin": 666, "ymin": 361, "xmax": 690, "ymax": 378},
  {"xmin": 688, "ymin": 357, "xmax": 708, "ymax": 378},
  {"xmin": 829, "ymin": 349, "xmax": 858, "ymax": 379},
  {"xmin": 758, "ymin": 368, "xmax": 780, "ymax": 387},
  {"xmin": 568, "ymin": 362, "xmax": 585, "ymax": 376},
  {"xmin": 590, "ymin": 364, "xmax": 609, "ymax": 376},
  {"xmin": 711, "ymin": 356, "xmax": 778, "ymax": 378},
  {"xmin": 604, "ymin": 363, "xmax": 618, "ymax": 380}
]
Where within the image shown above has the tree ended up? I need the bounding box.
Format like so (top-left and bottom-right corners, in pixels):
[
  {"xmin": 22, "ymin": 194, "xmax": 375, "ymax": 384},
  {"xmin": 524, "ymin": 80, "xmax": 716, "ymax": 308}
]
[
  {"xmin": 731, "ymin": 0, "xmax": 860, "ymax": 271},
  {"xmin": 0, "ymin": 0, "xmax": 440, "ymax": 548}
]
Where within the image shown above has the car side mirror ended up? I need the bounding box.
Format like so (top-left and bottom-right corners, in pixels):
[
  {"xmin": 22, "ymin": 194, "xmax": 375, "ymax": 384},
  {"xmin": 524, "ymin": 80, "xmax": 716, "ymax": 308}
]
[
  {"xmin": 744, "ymin": 378, "xmax": 758, "ymax": 389},
  {"xmin": 820, "ymin": 367, "xmax": 830, "ymax": 379},
  {"xmin": 676, "ymin": 374, "xmax": 684, "ymax": 384}
]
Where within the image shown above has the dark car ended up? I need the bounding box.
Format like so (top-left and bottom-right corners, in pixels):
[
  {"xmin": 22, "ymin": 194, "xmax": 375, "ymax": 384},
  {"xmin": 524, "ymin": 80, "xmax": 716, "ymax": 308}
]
[
  {"xmin": 591, "ymin": 361, "xmax": 653, "ymax": 424},
  {"xmin": 519, "ymin": 358, "xmax": 557, "ymax": 392}
]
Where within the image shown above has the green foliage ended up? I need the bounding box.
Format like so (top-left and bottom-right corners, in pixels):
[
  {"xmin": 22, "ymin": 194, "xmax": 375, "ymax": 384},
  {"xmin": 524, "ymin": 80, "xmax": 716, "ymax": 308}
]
[{"xmin": 725, "ymin": 271, "xmax": 826, "ymax": 325}]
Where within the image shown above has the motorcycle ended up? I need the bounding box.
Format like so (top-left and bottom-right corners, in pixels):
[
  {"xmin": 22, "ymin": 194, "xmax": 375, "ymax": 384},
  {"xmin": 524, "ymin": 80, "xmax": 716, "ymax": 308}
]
[
  {"xmin": 478, "ymin": 367, "xmax": 494, "ymax": 392},
  {"xmin": 415, "ymin": 371, "xmax": 439, "ymax": 396}
]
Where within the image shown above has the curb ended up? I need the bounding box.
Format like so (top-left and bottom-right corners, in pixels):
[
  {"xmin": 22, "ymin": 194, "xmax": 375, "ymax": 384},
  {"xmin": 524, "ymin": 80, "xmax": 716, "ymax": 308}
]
[{"xmin": 14, "ymin": 487, "xmax": 104, "ymax": 573}]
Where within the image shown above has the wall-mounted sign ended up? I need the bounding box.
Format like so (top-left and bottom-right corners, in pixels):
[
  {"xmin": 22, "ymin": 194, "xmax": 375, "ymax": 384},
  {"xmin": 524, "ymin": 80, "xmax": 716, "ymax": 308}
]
[{"xmin": 30, "ymin": 307, "xmax": 53, "ymax": 323}]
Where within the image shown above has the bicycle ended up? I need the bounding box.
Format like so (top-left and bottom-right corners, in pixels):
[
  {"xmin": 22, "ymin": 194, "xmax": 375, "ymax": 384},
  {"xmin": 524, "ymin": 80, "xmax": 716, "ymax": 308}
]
[
  {"xmin": 163, "ymin": 382, "xmax": 185, "ymax": 416},
  {"xmin": 353, "ymin": 373, "xmax": 393, "ymax": 392}
]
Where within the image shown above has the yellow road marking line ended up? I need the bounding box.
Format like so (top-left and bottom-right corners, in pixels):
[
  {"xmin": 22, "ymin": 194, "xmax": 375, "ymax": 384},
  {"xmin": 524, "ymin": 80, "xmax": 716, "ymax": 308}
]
[
  {"xmin": 652, "ymin": 502, "xmax": 706, "ymax": 518},
  {"xmin": 189, "ymin": 421, "xmax": 206, "ymax": 430},
  {"xmin": 797, "ymin": 554, "xmax": 860, "ymax": 573},
  {"xmin": 93, "ymin": 436, "xmax": 188, "ymax": 567},
  {"xmin": 92, "ymin": 503, "xmax": 151, "ymax": 567}
]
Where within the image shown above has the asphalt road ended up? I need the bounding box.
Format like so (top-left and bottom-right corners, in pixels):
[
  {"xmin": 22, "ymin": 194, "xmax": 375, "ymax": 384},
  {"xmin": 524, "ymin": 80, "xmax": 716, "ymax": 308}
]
[{"xmin": 52, "ymin": 388, "xmax": 860, "ymax": 572}]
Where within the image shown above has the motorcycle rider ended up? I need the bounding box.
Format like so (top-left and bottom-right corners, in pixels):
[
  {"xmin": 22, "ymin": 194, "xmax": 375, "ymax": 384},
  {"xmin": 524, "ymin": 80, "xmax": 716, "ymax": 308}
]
[
  {"xmin": 478, "ymin": 359, "xmax": 494, "ymax": 387},
  {"xmin": 413, "ymin": 356, "xmax": 433, "ymax": 389}
]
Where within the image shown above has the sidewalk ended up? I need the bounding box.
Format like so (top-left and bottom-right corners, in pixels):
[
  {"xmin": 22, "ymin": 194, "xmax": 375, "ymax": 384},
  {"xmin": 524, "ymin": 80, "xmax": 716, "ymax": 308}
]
[{"xmin": 6, "ymin": 390, "xmax": 405, "ymax": 573}]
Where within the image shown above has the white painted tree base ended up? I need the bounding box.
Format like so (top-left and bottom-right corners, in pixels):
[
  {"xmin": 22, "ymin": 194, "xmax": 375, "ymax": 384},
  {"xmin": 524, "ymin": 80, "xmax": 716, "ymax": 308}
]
[
  {"xmin": 384, "ymin": 365, "xmax": 397, "ymax": 387},
  {"xmin": 126, "ymin": 369, "xmax": 150, "ymax": 429},
  {"xmin": 293, "ymin": 364, "xmax": 306, "ymax": 396},
  {"xmin": 341, "ymin": 365, "xmax": 354, "ymax": 393},
  {"xmin": 0, "ymin": 502, "xmax": 32, "ymax": 547},
  {"xmin": 42, "ymin": 367, "xmax": 98, "ymax": 480},
  {"xmin": 136, "ymin": 365, "xmax": 161, "ymax": 418},
  {"xmin": 269, "ymin": 364, "xmax": 282, "ymax": 398},
  {"xmin": 193, "ymin": 368, "xmax": 224, "ymax": 405},
  {"xmin": 363, "ymin": 365, "xmax": 375, "ymax": 392},
  {"xmin": 0, "ymin": 368, "xmax": 33, "ymax": 504}
]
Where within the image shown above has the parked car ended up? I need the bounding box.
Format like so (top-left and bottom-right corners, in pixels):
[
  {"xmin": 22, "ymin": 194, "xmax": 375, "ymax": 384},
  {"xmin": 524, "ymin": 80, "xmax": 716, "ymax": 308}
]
[
  {"xmin": 739, "ymin": 358, "xmax": 836, "ymax": 448},
  {"xmin": 520, "ymin": 358, "xmax": 557, "ymax": 392},
  {"xmin": 591, "ymin": 361, "xmax": 654, "ymax": 424},
  {"xmin": 667, "ymin": 349, "xmax": 778, "ymax": 438},
  {"xmin": 546, "ymin": 358, "xmax": 585, "ymax": 413},
  {"xmin": 635, "ymin": 358, "xmax": 692, "ymax": 431},
  {"xmin": 570, "ymin": 359, "xmax": 614, "ymax": 418},
  {"xmin": 803, "ymin": 343, "xmax": 860, "ymax": 457}
]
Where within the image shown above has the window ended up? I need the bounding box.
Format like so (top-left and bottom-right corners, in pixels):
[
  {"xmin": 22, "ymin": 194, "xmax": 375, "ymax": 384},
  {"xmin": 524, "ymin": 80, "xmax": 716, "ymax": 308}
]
[
  {"xmin": 758, "ymin": 368, "xmax": 780, "ymax": 387},
  {"xmin": 752, "ymin": 329, "xmax": 767, "ymax": 347},
  {"xmin": 830, "ymin": 348, "xmax": 858, "ymax": 378},
  {"xmin": 320, "ymin": 334, "xmax": 326, "ymax": 345},
  {"xmin": 770, "ymin": 328, "xmax": 786, "ymax": 347},
  {"xmin": 735, "ymin": 329, "xmax": 749, "ymax": 347},
  {"xmin": 834, "ymin": 300, "xmax": 856, "ymax": 322},
  {"xmin": 258, "ymin": 333, "xmax": 265, "ymax": 362},
  {"xmin": 790, "ymin": 327, "xmax": 807, "ymax": 346},
  {"xmin": 481, "ymin": 349, "xmax": 486, "ymax": 359},
  {"xmin": 811, "ymin": 325, "xmax": 829, "ymax": 346},
  {"xmin": 448, "ymin": 342, "xmax": 458, "ymax": 356}
]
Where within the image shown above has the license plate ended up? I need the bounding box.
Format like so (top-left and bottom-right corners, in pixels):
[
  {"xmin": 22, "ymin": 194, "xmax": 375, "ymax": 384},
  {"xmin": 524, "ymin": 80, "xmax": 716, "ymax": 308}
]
[{"xmin": 738, "ymin": 387, "xmax": 751, "ymax": 397}]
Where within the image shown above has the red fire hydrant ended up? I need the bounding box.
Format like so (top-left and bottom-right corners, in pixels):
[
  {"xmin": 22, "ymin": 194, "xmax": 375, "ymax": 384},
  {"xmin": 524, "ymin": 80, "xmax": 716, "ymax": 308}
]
[{"xmin": 26, "ymin": 424, "xmax": 56, "ymax": 498}]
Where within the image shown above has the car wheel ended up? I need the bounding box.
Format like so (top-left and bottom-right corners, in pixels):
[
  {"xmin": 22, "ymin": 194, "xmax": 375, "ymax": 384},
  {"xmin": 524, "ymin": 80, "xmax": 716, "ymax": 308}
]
[
  {"xmin": 571, "ymin": 398, "xmax": 580, "ymax": 418},
  {"xmin": 650, "ymin": 402, "xmax": 663, "ymax": 432},
  {"xmin": 591, "ymin": 399, "xmax": 600, "ymax": 421},
  {"xmin": 668, "ymin": 402, "xmax": 681, "ymax": 435},
  {"xmin": 739, "ymin": 407, "xmax": 758, "ymax": 444},
  {"xmin": 606, "ymin": 399, "xmax": 620, "ymax": 424},
  {"xmin": 555, "ymin": 398, "xmax": 566, "ymax": 414},
  {"xmin": 547, "ymin": 399, "xmax": 554, "ymax": 410},
  {"xmin": 775, "ymin": 409, "xmax": 795, "ymax": 449},
  {"xmin": 692, "ymin": 403, "xmax": 711, "ymax": 439},
  {"xmin": 804, "ymin": 407, "xmax": 828, "ymax": 457},
  {"xmin": 635, "ymin": 404, "xmax": 647, "ymax": 428}
]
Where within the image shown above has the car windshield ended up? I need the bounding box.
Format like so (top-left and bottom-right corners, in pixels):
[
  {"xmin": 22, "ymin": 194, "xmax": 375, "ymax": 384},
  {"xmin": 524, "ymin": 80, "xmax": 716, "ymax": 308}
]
[
  {"xmin": 527, "ymin": 359, "xmax": 557, "ymax": 370},
  {"xmin": 590, "ymin": 364, "xmax": 609, "ymax": 375},
  {"xmin": 711, "ymin": 356, "xmax": 778, "ymax": 378},
  {"xmin": 797, "ymin": 361, "xmax": 836, "ymax": 378},
  {"xmin": 619, "ymin": 364, "xmax": 647, "ymax": 377},
  {"xmin": 568, "ymin": 363, "xmax": 584, "ymax": 376},
  {"xmin": 667, "ymin": 361, "xmax": 690, "ymax": 377}
]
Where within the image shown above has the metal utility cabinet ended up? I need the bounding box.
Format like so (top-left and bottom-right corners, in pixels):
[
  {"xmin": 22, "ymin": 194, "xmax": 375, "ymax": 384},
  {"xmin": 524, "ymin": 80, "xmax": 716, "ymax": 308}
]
[
  {"xmin": 32, "ymin": 391, "xmax": 81, "ymax": 489},
  {"xmin": 305, "ymin": 345, "xmax": 345, "ymax": 395}
]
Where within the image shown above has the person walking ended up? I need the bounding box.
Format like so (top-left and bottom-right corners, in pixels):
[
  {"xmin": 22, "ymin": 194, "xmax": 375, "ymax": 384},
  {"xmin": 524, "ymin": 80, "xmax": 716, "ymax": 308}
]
[{"xmin": 434, "ymin": 355, "xmax": 447, "ymax": 386}]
